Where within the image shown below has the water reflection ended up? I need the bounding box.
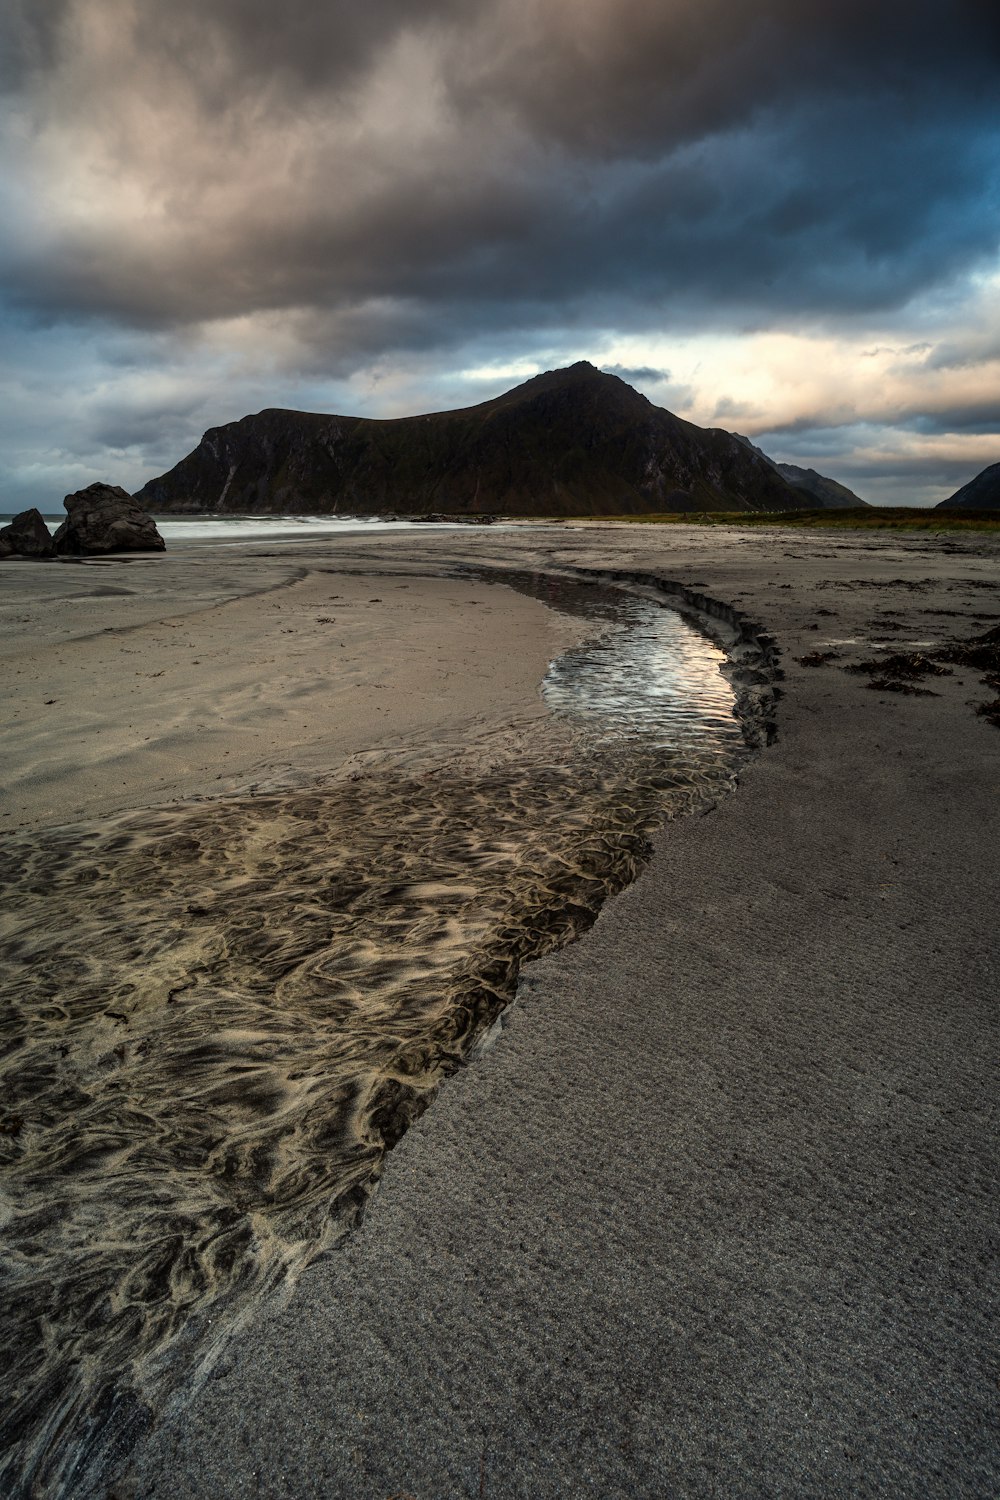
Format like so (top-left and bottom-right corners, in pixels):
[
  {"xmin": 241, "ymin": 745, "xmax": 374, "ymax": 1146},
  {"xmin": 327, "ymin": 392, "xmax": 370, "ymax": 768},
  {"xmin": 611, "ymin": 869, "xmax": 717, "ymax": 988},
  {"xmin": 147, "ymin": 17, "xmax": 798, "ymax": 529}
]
[
  {"xmin": 466, "ymin": 567, "xmax": 742, "ymax": 757},
  {"xmin": 543, "ymin": 597, "xmax": 741, "ymax": 753}
]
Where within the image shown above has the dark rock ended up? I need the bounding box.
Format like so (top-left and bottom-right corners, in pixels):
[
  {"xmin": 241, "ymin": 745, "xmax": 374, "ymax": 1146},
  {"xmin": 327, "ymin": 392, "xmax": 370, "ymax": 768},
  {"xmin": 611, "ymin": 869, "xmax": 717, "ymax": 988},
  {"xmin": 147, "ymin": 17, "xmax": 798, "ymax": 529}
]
[
  {"xmin": 0, "ymin": 508, "xmax": 56, "ymax": 560},
  {"xmin": 410, "ymin": 512, "xmax": 496, "ymax": 524},
  {"xmin": 135, "ymin": 363, "xmax": 809, "ymax": 518},
  {"xmin": 52, "ymin": 484, "xmax": 165, "ymax": 555}
]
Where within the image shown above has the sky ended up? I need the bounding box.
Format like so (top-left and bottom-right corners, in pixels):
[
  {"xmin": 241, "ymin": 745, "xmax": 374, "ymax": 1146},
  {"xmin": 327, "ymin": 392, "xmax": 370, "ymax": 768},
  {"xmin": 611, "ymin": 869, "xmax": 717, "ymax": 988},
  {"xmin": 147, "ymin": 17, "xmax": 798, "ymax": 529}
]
[{"xmin": 1, "ymin": 1, "xmax": 998, "ymax": 510}]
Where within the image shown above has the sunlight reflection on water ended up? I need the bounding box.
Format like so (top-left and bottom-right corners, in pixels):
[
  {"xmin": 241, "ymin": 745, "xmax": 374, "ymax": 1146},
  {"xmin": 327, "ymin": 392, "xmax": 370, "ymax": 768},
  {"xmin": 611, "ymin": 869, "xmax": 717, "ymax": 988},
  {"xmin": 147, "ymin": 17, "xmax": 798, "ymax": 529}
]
[
  {"xmin": 470, "ymin": 568, "xmax": 742, "ymax": 758},
  {"xmin": 544, "ymin": 604, "xmax": 740, "ymax": 752}
]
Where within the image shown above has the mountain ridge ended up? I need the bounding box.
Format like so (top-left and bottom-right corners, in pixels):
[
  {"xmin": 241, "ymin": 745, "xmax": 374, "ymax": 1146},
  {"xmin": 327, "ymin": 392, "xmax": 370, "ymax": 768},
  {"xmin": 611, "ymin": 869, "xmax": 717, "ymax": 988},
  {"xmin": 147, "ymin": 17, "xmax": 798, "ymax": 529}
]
[
  {"xmin": 733, "ymin": 434, "xmax": 867, "ymax": 509},
  {"xmin": 136, "ymin": 362, "xmax": 810, "ymax": 517},
  {"xmin": 935, "ymin": 461, "xmax": 1000, "ymax": 510}
]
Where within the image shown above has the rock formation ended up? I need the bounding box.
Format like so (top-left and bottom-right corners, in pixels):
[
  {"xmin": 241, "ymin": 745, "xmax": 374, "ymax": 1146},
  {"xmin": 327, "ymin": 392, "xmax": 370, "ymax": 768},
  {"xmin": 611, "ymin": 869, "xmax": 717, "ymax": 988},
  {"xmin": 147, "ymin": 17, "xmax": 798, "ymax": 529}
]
[
  {"xmin": 53, "ymin": 484, "xmax": 165, "ymax": 554},
  {"xmin": 936, "ymin": 461, "xmax": 1000, "ymax": 510},
  {"xmin": 136, "ymin": 362, "xmax": 809, "ymax": 517},
  {"xmin": 0, "ymin": 508, "xmax": 56, "ymax": 560}
]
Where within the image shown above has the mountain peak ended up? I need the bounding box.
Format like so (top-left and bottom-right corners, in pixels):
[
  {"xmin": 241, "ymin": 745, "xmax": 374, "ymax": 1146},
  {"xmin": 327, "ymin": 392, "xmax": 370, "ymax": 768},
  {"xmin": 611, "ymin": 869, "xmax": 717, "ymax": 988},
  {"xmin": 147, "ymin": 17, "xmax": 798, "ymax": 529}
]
[
  {"xmin": 484, "ymin": 359, "xmax": 649, "ymax": 415},
  {"xmin": 501, "ymin": 360, "xmax": 605, "ymax": 393},
  {"xmin": 137, "ymin": 364, "xmax": 808, "ymax": 517}
]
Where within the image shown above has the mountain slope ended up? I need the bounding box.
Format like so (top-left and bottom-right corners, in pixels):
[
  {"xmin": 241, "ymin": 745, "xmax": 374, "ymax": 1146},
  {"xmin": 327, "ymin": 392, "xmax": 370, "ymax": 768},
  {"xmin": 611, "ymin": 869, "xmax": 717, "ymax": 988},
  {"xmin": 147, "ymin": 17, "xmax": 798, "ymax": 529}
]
[
  {"xmin": 136, "ymin": 363, "xmax": 806, "ymax": 517},
  {"xmin": 774, "ymin": 463, "xmax": 866, "ymax": 509},
  {"xmin": 734, "ymin": 435, "xmax": 867, "ymax": 508},
  {"xmin": 936, "ymin": 462, "xmax": 1000, "ymax": 510}
]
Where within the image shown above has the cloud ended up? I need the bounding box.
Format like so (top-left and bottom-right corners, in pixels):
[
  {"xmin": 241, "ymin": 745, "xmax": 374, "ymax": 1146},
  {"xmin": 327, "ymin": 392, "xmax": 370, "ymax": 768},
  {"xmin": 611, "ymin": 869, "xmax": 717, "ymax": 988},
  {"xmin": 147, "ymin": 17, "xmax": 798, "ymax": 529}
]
[
  {"xmin": 1, "ymin": 0, "xmax": 998, "ymax": 343},
  {"xmin": 600, "ymin": 364, "xmax": 672, "ymax": 385},
  {"xmin": 750, "ymin": 420, "xmax": 1000, "ymax": 506},
  {"xmin": 89, "ymin": 393, "xmax": 205, "ymax": 452},
  {"xmin": 901, "ymin": 404, "xmax": 1000, "ymax": 436},
  {"xmin": 0, "ymin": 0, "xmax": 998, "ymax": 504}
]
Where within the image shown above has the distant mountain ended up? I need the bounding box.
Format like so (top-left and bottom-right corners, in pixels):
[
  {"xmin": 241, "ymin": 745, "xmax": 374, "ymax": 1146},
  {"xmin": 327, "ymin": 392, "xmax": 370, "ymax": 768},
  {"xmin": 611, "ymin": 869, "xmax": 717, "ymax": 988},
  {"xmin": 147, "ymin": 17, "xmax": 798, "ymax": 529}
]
[
  {"xmin": 935, "ymin": 461, "xmax": 1000, "ymax": 510},
  {"xmin": 774, "ymin": 464, "xmax": 867, "ymax": 509},
  {"xmin": 734, "ymin": 435, "xmax": 868, "ymax": 508},
  {"xmin": 136, "ymin": 362, "xmax": 810, "ymax": 517}
]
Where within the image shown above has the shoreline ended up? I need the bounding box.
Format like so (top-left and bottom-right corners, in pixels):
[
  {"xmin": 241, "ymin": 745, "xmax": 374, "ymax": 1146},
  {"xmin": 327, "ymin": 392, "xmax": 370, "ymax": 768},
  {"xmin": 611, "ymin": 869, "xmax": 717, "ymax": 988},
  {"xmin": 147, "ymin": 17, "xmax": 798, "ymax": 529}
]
[{"xmin": 3, "ymin": 523, "xmax": 999, "ymax": 1498}]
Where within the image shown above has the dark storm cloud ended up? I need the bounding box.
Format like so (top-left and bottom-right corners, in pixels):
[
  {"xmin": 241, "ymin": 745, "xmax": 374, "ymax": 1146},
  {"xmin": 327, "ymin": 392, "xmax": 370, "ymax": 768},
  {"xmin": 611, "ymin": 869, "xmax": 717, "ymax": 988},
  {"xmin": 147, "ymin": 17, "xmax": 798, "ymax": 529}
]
[
  {"xmin": 0, "ymin": 0, "xmax": 464, "ymax": 98},
  {"xmin": 601, "ymin": 365, "xmax": 673, "ymax": 385},
  {"xmin": 749, "ymin": 422, "xmax": 993, "ymax": 506},
  {"xmin": 927, "ymin": 334, "xmax": 1000, "ymax": 371},
  {"xmin": 135, "ymin": 0, "xmax": 469, "ymax": 95},
  {"xmin": 825, "ymin": 451, "xmax": 988, "ymax": 491},
  {"xmin": 0, "ymin": 2, "xmax": 64, "ymax": 88},
  {"xmin": 90, "ymin": 394, "xmax": 206, "ymax": 451},
  {"xmin": 1, "ymin": 0, "xmax": 998, "ymax": 356},
  {"xmin": 463, "ymin": 0, "xmax": 1000, "ymax": 161},
  {"xmin": 760, "ymin": 389, "xmax": 1000, "ymax": 441},
  {"xmin": 902, "ymin": 405, "xmax": 1000, "ymax": 436}
]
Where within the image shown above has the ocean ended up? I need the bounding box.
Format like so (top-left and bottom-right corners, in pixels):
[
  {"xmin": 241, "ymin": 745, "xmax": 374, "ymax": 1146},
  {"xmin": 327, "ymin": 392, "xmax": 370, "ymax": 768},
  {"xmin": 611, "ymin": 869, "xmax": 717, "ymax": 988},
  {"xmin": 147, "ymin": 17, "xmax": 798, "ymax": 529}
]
[{"xmin": 1, "ymin": 513, "xmax": 518, "ymax": 544}]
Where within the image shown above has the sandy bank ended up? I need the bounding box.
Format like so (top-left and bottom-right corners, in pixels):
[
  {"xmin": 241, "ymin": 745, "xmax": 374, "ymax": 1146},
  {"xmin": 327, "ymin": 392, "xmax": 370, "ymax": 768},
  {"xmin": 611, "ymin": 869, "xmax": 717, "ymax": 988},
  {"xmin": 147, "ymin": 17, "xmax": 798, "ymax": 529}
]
[{"xmin": 0, "ymin": 553, "xmax": 586, "ymax": 830}]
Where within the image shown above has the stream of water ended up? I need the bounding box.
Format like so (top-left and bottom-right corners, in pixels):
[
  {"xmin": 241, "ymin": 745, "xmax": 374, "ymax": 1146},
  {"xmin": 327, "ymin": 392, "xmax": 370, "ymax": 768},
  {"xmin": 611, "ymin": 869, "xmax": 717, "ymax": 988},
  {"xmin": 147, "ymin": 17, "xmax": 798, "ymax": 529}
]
[{"xmin": 0, "ymin": 569, "xmax": 749, "ymax": 1497}]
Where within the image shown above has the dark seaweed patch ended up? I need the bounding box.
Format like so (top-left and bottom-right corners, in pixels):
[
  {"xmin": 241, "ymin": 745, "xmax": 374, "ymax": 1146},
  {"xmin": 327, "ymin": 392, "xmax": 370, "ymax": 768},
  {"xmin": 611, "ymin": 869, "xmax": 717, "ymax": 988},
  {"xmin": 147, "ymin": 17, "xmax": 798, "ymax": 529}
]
[
  {"xmin": 844, "ymin": 623, "xmax": 1000, "ymax": 724},
  {"xmin": 846, "ymin": 652, "xmax": 952, "ymax": 680},
  {"xmin": 865, "ymin": 678, "xmax": 938, "ymax": 697}
]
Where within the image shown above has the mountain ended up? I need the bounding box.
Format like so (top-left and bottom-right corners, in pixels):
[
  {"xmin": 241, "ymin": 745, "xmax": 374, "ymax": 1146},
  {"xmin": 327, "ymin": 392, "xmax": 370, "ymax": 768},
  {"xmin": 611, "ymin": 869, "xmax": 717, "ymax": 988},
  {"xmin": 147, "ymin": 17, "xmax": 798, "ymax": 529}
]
[
  {"xmin": 135, "ymin": 362, "xmax": 809, "ymax": 517},
  {"xmin": 734, "ymin": 435, "xmax": 867, "ymax": 508},
  {"xmin": 935, "ymin": 461, "xmax": 1000, "ymax": 510},
  {"xmin": 773, "ymin": 464, "xmax": 866, "ymax": 509}
]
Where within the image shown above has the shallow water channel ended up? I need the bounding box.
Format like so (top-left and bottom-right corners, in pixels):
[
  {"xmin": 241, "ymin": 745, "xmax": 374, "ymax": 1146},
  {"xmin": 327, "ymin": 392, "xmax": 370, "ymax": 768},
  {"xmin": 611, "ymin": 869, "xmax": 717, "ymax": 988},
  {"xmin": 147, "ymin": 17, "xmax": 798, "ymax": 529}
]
[{"xmin": 0, "ymin": 570, "xmax": 749, "ymax": 1497}]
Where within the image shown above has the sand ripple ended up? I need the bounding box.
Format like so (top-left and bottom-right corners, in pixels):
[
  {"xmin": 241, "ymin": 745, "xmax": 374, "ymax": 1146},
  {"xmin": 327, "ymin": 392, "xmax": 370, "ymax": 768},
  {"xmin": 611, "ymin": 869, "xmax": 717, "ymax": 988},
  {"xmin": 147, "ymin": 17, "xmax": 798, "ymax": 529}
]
[{"xmin": 0, "ymin": 584, "xmax": 745, "ymax": 1496}]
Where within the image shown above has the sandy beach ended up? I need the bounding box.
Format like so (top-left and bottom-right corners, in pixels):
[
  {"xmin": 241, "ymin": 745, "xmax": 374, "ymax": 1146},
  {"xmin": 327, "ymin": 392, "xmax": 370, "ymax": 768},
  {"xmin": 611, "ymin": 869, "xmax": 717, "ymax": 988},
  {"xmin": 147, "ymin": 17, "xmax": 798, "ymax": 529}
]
[
  {"xmin": 2, "ymin": 521, "xmax": 999, "ymax": 1498},
  {"xmin": 0, "ymin": 550, "xmax": 592, "ymax": 831}
]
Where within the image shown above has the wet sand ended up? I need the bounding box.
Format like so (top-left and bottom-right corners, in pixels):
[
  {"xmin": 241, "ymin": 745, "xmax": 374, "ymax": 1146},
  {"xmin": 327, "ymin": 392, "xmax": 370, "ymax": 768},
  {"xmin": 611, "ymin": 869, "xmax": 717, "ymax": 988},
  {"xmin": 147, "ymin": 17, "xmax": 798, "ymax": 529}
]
[
  {"xmin": 0, "ymin": 558, "xmax": 590, "ymax": 830},
  {"xmin": 1, "ymin": 543, "xmax": 750, "ymax": 1495},
  {"xmin": 3, "ymin": 523, "xmax": 999, "ymax": 1498}
]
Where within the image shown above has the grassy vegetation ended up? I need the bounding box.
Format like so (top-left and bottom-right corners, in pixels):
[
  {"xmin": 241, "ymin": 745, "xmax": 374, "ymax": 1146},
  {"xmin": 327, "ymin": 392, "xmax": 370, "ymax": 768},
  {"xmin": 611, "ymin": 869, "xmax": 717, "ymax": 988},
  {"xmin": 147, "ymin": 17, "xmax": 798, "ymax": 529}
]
[{"xmin": 609, "ymin": 506, "xmax": 1000, "ymax": 533}]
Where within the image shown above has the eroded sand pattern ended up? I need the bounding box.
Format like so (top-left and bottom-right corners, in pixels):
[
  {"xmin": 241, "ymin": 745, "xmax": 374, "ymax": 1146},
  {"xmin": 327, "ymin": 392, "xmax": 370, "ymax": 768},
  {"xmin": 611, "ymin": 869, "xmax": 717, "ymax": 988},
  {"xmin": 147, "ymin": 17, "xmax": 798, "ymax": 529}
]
[{"xmin": 0, "ymin": 577, "xmax": 747, "ymax": 1497}]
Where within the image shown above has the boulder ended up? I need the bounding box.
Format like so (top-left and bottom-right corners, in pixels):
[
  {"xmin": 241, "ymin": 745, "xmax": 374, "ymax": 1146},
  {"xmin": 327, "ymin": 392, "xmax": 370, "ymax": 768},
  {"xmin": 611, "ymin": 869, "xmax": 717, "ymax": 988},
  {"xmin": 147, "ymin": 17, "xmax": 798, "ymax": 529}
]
[
  {"xmin": 53, "ymin": 483, "xmax": 165, "ymax": 555},
  {"xmin": 0, "ymin": 508, "xmax": 56, "ymax": 560}
]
